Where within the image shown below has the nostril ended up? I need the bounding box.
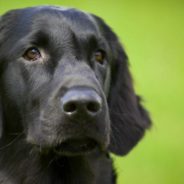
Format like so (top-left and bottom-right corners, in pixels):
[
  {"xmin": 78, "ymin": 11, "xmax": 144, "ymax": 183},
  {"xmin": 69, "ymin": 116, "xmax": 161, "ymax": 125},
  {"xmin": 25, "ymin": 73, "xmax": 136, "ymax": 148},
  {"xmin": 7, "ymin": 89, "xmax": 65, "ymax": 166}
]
[
  {"xmin": 63, "ymin": 102, "xmax": 77, "ymax": 114},
  {"xmin": 61, "ymin": 87, "xmax": 103, "ymax": 117},
  {"xmin": 87, "ymin": 101, "xmax": 101, "ymax": 113}
]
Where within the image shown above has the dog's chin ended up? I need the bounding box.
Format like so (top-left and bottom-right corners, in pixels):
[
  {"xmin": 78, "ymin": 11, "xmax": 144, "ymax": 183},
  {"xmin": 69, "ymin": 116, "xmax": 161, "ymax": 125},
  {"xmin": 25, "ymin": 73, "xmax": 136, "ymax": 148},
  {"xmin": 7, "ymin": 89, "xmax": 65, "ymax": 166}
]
[{"xmin": 53, "ymin": 138, "xmax": 99, "ymax": 156}]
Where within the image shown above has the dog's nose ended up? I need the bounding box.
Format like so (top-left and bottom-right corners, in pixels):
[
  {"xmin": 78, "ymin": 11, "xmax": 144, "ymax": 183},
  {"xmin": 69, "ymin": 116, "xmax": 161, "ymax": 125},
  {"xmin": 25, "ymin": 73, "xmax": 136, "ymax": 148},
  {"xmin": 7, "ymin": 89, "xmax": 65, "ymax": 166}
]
[{"xmin": 61, "ymin": 88, "xmax": 102, "ymax": 118}]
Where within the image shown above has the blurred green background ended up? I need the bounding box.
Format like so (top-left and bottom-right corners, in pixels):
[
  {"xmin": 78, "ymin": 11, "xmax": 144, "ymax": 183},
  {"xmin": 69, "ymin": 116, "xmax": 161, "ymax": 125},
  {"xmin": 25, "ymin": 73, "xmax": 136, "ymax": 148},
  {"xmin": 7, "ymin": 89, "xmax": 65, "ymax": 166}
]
[{"xmin": 0, "ymin": 0, "xmax": 183, "ymax": 183}]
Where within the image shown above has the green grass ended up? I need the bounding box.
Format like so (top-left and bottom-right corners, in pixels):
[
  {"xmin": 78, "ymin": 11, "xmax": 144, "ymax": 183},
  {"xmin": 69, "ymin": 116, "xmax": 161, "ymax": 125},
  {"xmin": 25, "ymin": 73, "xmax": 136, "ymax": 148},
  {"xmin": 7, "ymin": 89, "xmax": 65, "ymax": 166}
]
[{"xmin": 1, "ymin": 0, "xmax": 184, "ymax": 183}]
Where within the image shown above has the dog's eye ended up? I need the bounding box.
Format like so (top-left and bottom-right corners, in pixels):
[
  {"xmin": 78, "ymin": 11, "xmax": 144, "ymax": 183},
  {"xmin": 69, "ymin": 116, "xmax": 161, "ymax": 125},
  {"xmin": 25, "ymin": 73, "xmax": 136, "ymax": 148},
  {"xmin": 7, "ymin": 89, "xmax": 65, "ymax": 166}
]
[
  {"xmin": 23, "ymin": 47, "xmax": 42, "ymax": 61},
  {"xmin": 95, "ymin": 50, "xmax": 106, "ymax": 64}
]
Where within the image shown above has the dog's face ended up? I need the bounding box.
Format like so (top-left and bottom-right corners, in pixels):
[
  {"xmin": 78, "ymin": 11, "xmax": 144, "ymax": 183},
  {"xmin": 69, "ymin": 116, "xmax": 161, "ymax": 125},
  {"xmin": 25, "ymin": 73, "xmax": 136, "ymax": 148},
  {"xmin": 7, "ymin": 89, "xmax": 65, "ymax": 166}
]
[{"xmin": 0, "ymin": 6, "xmax": 151, "ymax": 156}]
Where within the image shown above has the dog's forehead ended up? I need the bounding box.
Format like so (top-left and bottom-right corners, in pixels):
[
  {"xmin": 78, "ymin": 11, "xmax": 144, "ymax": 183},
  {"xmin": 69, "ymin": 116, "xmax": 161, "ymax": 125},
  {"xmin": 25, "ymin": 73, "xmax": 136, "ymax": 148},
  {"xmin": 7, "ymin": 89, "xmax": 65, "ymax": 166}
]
[
  {"xmin": 20, "ymin": 6, "xmax": 99, "ymax": 35},
  {"xmin": 0, "ymin": 6, "xmax": 103, "ymax": 50}
]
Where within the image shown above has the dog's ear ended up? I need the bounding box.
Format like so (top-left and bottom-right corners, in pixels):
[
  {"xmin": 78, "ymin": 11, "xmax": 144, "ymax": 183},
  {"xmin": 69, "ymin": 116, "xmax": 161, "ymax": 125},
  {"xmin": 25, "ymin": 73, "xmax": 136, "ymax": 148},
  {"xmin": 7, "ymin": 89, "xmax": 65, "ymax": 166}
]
[
  {"xmin": 93, "ymin": 15, "xmax": 151, "ymax": 156},
  {"xmin": 108, "ymin": 48, "xmax": 151, "ymax": 155}
]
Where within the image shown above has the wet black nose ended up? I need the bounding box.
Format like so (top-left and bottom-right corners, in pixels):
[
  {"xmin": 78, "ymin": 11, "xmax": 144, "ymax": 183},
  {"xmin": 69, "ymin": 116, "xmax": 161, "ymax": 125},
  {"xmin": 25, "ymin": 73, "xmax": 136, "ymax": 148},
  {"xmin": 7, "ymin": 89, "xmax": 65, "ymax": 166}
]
[{"xmin": 61, "ymin": 88, "xmax": 102, "ymax": 118}]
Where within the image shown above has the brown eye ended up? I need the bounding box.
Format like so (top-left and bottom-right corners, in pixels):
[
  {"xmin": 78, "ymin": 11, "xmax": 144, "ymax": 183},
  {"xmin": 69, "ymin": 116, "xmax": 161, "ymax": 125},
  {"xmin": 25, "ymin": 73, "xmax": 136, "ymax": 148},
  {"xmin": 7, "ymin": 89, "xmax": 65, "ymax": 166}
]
[
  {"xmin": 23, "ymin": 47, "xmax": 41, "ymax": 61},
  {"xmin": 95, "ymin": 50, "xmax": 106, "ymax": 64}
]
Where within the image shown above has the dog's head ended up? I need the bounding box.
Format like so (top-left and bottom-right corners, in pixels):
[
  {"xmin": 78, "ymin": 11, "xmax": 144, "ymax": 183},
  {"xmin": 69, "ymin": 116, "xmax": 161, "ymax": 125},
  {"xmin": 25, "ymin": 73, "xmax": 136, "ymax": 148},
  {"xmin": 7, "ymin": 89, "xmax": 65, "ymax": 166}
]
[{"xmin": 0, "ymin": 6, "xmax": 151, "ymax": 156}]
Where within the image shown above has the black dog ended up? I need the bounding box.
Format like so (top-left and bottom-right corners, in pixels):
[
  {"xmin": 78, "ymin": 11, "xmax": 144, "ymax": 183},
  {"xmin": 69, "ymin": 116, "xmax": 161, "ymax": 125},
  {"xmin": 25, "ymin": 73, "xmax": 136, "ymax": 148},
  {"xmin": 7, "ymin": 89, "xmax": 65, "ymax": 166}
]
[{"xmin": 0, "ymin": 6, "xmax": 151, "ymax": 184}]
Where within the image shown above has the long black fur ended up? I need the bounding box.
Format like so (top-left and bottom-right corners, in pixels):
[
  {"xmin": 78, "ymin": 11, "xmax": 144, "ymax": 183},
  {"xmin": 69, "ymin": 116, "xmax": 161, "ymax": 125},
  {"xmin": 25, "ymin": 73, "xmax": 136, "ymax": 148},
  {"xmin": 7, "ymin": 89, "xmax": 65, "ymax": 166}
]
[{"xmin": 0, "ymin": 6, "xmax": 151, "ymax": 184}]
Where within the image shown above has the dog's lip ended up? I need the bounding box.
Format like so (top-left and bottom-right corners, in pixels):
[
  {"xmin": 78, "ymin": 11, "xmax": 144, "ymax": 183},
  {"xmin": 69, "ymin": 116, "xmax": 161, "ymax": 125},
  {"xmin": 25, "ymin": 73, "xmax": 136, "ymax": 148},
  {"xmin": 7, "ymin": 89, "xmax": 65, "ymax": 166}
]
[{"xmin": 54, "ymin": 138, "xmax": 98, "ymax": 156}]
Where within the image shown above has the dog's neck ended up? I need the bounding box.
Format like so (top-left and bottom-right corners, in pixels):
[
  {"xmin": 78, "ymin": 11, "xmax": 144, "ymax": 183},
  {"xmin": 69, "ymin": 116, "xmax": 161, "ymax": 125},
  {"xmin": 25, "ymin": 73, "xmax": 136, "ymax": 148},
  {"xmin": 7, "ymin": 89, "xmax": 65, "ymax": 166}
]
[{"xmin": 0, "ymin": 140, "xmax": 115, "ymax": 184}]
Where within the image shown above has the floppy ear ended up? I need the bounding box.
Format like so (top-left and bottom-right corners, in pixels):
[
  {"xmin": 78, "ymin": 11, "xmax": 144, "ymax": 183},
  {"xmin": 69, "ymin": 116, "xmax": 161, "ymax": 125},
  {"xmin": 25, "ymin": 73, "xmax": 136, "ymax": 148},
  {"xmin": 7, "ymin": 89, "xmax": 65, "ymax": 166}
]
[
  {"xmin": 108, "ymin": 46, "xmax": 151, "ymax": 155},
  {"xmin": 92, "ymin": 15, "xmax": 151, "ymax": 156}
]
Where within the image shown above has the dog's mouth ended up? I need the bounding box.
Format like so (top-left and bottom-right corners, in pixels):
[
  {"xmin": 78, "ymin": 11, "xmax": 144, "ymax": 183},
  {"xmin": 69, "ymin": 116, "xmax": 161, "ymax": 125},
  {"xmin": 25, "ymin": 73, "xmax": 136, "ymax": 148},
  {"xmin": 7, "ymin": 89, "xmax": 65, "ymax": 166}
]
[{"xmin": 54, "ymin": 138, "xmax": 98, "ymax": 156}]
